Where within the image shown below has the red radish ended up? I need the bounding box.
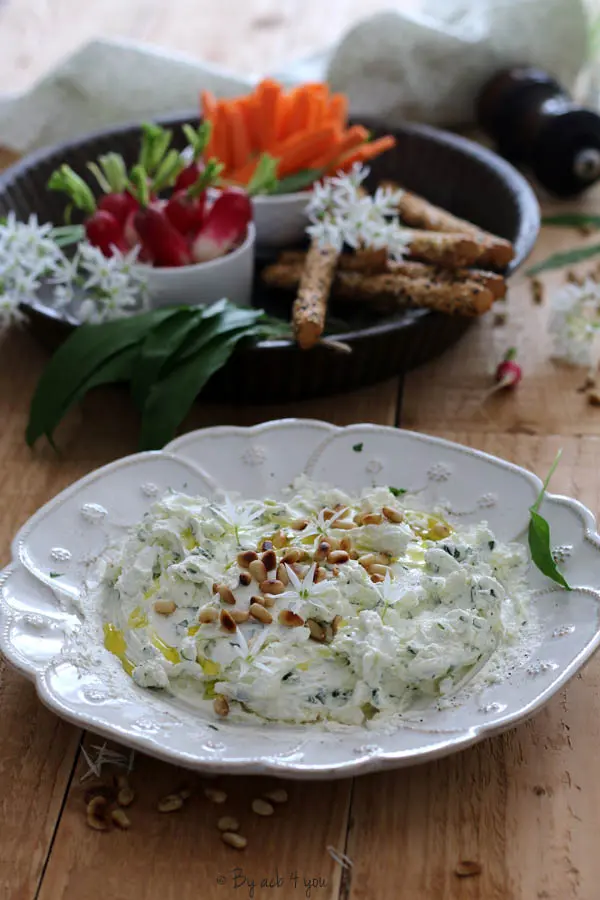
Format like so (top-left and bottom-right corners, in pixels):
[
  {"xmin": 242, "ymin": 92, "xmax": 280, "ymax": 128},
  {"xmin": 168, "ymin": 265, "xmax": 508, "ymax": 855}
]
[
  {"xmin": 165, "ymin": 189, "xmax": 206, "ymax": 235},
  {"xmin": 98, "ymin": 191, "xmax": 138, "ymax": 225},
  {"xmin": 85, "ymin": 210, "xmax": 128, "ymax": 256},
  {"xmin": 175, "ymin": 163, "xmax": 203, "ymax": 192},
  {"xmin": 191, "ymin": 188, "xmax": 252, "ymax": 263},
  {"xmin": 495, "ymin": 347, "xmax": 522, "ymax": 389},
  {"xmin": 134, "ymin": 206, "xmax": 192, "ymax": 268}
]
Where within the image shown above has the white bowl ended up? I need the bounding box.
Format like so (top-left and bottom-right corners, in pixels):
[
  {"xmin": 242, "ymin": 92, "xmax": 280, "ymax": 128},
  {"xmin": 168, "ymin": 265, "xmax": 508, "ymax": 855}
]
[
  {"xmin": 2, "ymin": 420, "xmax": 600, "ymax": 779},
  {"xmin": 136, "ymin": 223, "xmax": 255, "ymax": 309},
  {"xmin": 252, "ymin": 193, "xmax": 310, "ymax": 250}
]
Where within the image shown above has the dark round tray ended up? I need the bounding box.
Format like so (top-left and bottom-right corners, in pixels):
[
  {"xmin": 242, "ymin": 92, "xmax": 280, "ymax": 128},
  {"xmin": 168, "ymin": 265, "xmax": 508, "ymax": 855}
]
[{"xmin": 0, "ymin": 115, "xmax": 540, "ymax": 403}]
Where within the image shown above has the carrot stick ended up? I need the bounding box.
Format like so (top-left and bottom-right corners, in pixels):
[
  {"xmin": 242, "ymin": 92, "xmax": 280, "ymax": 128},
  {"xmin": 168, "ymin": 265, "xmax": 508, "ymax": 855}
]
[
  {"xmin": 275, "ymin": 92, "xmax": 293, "ymax": 142},
  {"xmin": 227, "ymin": 158, "xmax": 259, "ymax": 186},
  {"xmin": 307, "ymin": 84, "xmax": 328, "ymax": 129},
  {"xmin": 239, "ymin": 97, "xmax": 260, "ymax": 153},
  {"xmin": 284, "ymin": 87, "xmax": 313, "ymax": 136},
  {"xmin": 210, "ymin": 103, "xmax": 231, "ymax": 173},
  {"xmin": 328, "ymin": 93, "xmax": 348, "ymax": 128},
  {"xmin": 200, "ymin": 90, "xmax": 217, "ymax": 125},
  {"xmin": 255, "ymin": 79, "xmax": 282, "ymax": 152},
  {"xmin": 275, "ymin": 126, "xmax": 338, "ymax": 177},
  {"xmin": 312, "ymin": 125, "xmax": 368, "ymax": 169},
  {"xmin": 226, "ymin": 101, "xmax": 251, "ymax": 172},
  {"xmin": 331, "ymin": 135, "xmax": 396, "ymax": 173}
]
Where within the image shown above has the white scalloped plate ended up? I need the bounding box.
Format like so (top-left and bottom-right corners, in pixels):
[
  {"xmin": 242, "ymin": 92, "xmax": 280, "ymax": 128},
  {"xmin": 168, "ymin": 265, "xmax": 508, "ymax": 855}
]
[{"xmin": 2, "ymin": 420, "xmax": 600, "ymax": 780}]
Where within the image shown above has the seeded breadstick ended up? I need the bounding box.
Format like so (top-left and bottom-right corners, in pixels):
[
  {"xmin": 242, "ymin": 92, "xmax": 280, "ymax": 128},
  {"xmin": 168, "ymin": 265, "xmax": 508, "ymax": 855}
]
[
  {"xmin": 263, "ymin": 262, "xmax": 494, "ymax": 316},
  {"xmin": 275, "ymin": 252, "xmax": 506, "ymax": 300},
  {"xmin": 292, "ymin": 240, "xmax": 339, "ymax": 349},
  {"xmin": 381, "ymin": 180, "xmax": 514, "ymax": 269},
  {"xmin": 335, "ymin": 271, "xmax": 494, "ymax": 316}
]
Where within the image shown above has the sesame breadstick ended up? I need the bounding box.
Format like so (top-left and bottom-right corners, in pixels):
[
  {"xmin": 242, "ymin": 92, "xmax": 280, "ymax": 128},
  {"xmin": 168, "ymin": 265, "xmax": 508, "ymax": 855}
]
[
  {"xmin": 275, "ymin": 252, "xmax": 506, "ymax": 300},
  {"xmin": 292, "ymin": 240, "xmax": 339, "ymax": 349},
  {"xmin": 263, "ymin": 262, "xmax": 494, "ymax": 317},
  {"xmin": 381, "ymin": 180, "xmax": 514, "ymax": 269}
]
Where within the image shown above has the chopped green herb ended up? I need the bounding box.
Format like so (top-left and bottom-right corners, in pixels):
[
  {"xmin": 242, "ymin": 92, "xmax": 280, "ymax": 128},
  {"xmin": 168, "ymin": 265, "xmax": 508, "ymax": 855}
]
[
  {"xmin": 389, "ymin": 486, "xmax": 407, "ymax": 497},
  {"xmin": 352, "ymin": 443, "xmax": 364, "ymax": 453},
  {"xmin": 49, "ymin": 571, "xmax": 63, "ymax": 578}
]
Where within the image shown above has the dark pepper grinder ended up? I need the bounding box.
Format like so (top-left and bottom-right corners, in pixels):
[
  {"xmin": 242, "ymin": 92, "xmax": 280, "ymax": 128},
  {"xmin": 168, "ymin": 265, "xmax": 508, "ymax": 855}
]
[{"xmin": 476, "ymin": 66, "xmax": 600, "ymax": 197}]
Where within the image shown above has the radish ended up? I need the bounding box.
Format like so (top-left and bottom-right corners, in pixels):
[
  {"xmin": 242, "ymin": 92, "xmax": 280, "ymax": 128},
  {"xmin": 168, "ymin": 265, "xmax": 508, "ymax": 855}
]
[
  {"xmin": 494, "ymin": 347, "xmax": 522, "ymax": 389},
  {"xmin": 191, "ymin": 188, "xmax": 252, "ymax": 263},
  {"xmin": 175, "ymin": 163, "xmax": 203, "ymax": 192},
  {"xmin": 134, "ymin": 206, "xmax": 191, "ymax": 267},
  {"xmin": 166, "ymin": 159, "xmax": 223, "ymax": 235},
  {"xmin": 174, "ymin": 122, "xmax": 212, "ymax": 191},
  {"xmin": 85, "ymin": 210, "xmax": 128, "ymax": 256},
  {"xmin": 98, "ymin": 191, "xmax": 138, "ymax": 225}
]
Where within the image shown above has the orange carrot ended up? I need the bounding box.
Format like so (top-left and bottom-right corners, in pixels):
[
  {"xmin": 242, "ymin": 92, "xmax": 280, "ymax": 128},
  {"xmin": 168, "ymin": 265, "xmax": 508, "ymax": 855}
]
[
  {"xmin": 211, "ymin": 103, "xmax": 231, "ymax": 172},
  {"xmin": 275, "ymin": 126, "xmax": 338, "ymax": 178},
  {"xmin": 239, "ymin": 97, "xmax": 260, "ymax": 153},
  {"xmin": 328, "ymin": 93, "xmax": 348, "ymax": 128},
  {"xmin": 307, "ymin": 84, "xmax": 328, "ymax": 129},
  {"xmin": 275, "ymin": 92, "xmax": 293, "ymax": 142},
  {"xmin": 227, "ymin": 158, "xmax": 259, "ymax": 186},
  {"xmin": 330, "ymin": 135, "xmax": 396, "ymax": 173},
  {"xmin": 225, "ymin": 101, "xmax": 251, "ymax": 171},
  {"xmin": 255, "ymin": 79, "xmax": 282, "ymax": 152},
  {"xmin": 200, "ymin": 89, "xmax": 217, "ymax": 125},
  {"xmin": 284, "ymin": 87, "xmax": 313, "ymax": 136},
  {"xmin": 311, "ymin": 125, "xmax": 369, "ymax": 171}
]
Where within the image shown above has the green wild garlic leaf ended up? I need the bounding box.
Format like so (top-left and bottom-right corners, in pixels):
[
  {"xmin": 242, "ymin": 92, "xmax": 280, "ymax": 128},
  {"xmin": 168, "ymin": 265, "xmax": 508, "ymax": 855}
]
[{"xmin": 528, "ymin": 450, "xmax": 571, "ymax": 590}]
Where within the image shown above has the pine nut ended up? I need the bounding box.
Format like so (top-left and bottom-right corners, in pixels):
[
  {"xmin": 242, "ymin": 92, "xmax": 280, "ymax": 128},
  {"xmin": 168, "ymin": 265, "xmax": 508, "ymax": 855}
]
[
  {"xmin": 282, "ymin": 548, "xmax": 303, "ymax": 564},
  {"xmin": 204, "ymin": 788, "xmax": 227, "ymax": 804},
  {"xmin": 154, "ymin": 599, "xmax": 176, "ymax": 615},
  {"xmin": 260, "ymin": 579, "xmax": 285, "ymax": 595},
  {"xmin": 199, "ymin": 607, "xmax": 218, "ymax": 623},
  {"xmin": 213, "ymin": 695, "xmax": 230, "ymax": 717},
  {"xmin": 220, "ymin": 610, "xmax": 237, "ymax": 633},
  {"xmin": 314, "ymin": 541, "xmax": 331, "ymax": 561},
  {"xmin": 111, "ymin": 808, "xmax": 131, "ymax": 829},
  {"xmin": 157, "ymin": 794, "xmax": 184, "ymax": 813},
  {"xmin": 116, "ymin": 777, "xmax": 135, "ymax": 808},
  {"xmin": 222, "ymin": 831, "xmax": 247, "ymax": 849},
  {"xmin": 328, "ymin": 550, "xmax": 349, "ymax": 564},
  {"xmin": 362, "ymin": 512, "xmax": 383, "ymax": 525},
  {"xmin": 383, "ymin": 506, "xmax": 404, "ymax": 523},
  {"xmin": 260, "ymin": 540, "xmax": 274, "ymax": 552},
  {"xmin": 237, "ymin": 550, "xmax": 258, "ymax": 568},
  {"xmin": 371, "ymin": 573, "xmax": 385, "ymax": 583},
  {"xmin": 264, "ymin": 788, "xmax": 288, "ymax": 804},
  {"xmin": 218, "ymin": 584, "xmax": 236, "ymax": 605},
  {"xmin": 218, "ymin": 816, "xmax": 240, "ymax": 832},
  {"xmin": 252, "ymin": 798, "xmax": 274, "ymax": 816},
  {"xmin": 349, "ymin": 550, "xmax": 359, "ymax": 560},
  {"xmin": 261, "ymin": 549, "xmax": 277, "ymax": 572},
  {"xmin": 272, "ymin": 530, "xmax": 287, "ymax": 549},
  {"xmin": 250, "ymin": 594, "xmax": 265, "ymax": 606},
  {"xmin": 358, "ymin": 554, "xmax": 377, "ymax": 568},
  {"xmin": 431, "ymin": 522, "xmax": 451, "ymax": 539},
  {"xmin": 290, "ymin": 519, "xmax": 308, "ymax": 531},
  {"xmin": 277, "ymin": 562, "xmax": 289, "ymax": 585},
  {"xmin": 249, "ymin": 559, "xmax": 268, "ymax": 582},
  {"xmin": 230, "ymin": 610, "xmax": 249, "ymax": 624},
  {"xmin": 369, "ymin": 564, "xmax": 389, "ymax": 577},
  {"xmin": 263, "ymin": 594, "xmax": 276, "ymax": 608},
  {"xmin": 313, "ymin": 565, "xmax": 327, "ymax": 583},
  {"xmin": 86, "ymin": 795, "xmax": 109, "ymax": 831},
  {"xmin": 239, "ymin": 572, "xmax": 252, "ymax": 586},
  {"xmin": 279, "ymin": 609, "xmax": 304, "ymax": 627},
  {"xmin": 212, "ymin": 582, "xmax": 219, "ymax": 594},
  {"xmin": 307, "ymin": 619, "xmax": 326, "ymax": 642},
  {"xmin": 322, "ymin": 508, "xmax": 335, "ymax": 521},
  {"xmin": 332, "ymin": 615, "xmax": 343, "ymax": 635},
  {"xmin": 249, "ymin": 603, "xmax": 273, "ymax": 624},
  {"xmin": 334, "ymin": 520, "xmax": 357, "ymax": 530},
  {"xmin": 339, "ymin": 537, "xmax": 352, "ymax": 552}
]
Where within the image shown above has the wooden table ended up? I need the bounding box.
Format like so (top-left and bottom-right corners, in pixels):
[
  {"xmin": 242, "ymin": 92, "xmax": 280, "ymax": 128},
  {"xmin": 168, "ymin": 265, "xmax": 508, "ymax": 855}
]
[{"xmin": 3, "ymin": 10, "xmax": 600, "ymax": 899}]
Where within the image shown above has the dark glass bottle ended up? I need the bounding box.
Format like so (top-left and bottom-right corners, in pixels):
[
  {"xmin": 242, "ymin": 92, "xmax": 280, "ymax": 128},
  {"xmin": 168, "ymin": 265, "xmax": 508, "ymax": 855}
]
[{"xmin": 476, "ymin": 67, "xmax": 600, "ymax": 197}]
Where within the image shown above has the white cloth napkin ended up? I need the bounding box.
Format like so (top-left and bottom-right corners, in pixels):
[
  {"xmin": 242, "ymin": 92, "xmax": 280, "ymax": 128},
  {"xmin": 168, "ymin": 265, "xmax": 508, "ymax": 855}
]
[{"xmin": 0, "ymin": 0, "xmax": 589, "ymax": 155}]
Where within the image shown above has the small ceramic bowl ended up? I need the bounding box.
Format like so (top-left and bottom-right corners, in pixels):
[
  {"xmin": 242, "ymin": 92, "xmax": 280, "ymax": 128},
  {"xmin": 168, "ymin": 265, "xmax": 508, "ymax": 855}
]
[
  {"xmin": 252, "ymin": 193, "xmax": 310, "ymax": 250},
  {"xmin": 136, "ymin": 223, "xmax": 256, "ymax": 309}
]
